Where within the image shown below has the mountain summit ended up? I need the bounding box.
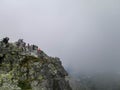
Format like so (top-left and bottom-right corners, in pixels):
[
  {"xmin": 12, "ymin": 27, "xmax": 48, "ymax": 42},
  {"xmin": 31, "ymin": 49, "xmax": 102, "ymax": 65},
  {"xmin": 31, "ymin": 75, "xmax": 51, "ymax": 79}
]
[{"xmin": 0, "ymin": 37, "xmax": 72, "ymax": 90}]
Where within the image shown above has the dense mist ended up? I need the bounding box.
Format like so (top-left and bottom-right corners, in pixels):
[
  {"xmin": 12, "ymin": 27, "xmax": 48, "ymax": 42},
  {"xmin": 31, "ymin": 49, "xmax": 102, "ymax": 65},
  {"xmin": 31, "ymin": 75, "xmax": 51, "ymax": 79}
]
[{"xmin": 0, "ymin": 0, "xmax": 120, "ymax": 74}]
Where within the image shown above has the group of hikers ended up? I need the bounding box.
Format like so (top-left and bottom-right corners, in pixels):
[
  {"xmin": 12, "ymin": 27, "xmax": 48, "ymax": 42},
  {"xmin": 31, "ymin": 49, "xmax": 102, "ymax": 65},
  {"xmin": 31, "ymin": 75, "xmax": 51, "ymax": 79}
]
[
  {"xmin": 16, "ymin": 38, "xmax": 42, "ymax": 56},
  {"xmin": 1, "ymin": 37, "xmax": 42, "ymax": 57}
]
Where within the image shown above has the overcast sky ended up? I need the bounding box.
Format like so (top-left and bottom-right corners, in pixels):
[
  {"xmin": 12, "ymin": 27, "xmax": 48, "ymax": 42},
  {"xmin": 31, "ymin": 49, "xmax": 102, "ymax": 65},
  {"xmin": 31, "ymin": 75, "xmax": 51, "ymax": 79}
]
[{"xmin": 0, "ymin": 0, "xmax": 120, "ymax": 73}]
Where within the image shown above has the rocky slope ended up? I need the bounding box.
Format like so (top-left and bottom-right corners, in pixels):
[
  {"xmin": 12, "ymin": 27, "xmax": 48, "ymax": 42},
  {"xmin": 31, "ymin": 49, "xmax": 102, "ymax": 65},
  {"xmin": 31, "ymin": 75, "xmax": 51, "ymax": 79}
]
[{"xmin": 0, "ymin": 37, "xmax": 72, "ymax": 90}]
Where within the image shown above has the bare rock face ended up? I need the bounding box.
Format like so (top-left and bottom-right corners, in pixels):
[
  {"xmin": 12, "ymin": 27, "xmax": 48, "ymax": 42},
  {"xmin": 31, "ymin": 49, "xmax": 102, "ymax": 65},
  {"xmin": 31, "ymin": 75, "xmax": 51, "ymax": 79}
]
[{"xmin": 0, "ymin": 37, "xmax": 72, "ymax": 90}]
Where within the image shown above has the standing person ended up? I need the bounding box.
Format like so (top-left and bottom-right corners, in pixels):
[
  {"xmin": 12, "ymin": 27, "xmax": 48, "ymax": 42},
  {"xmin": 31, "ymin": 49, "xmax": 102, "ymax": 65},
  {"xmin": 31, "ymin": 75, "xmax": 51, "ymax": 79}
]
[
  {"xmin": 27, "ymin": 43, "xmax": 32, "ymax": 52},
  {"xmin": 37, "ymin": 48, "xmax": 41, "ymax": 54},
  {"xmin": 23, "ymin": 42, "xmax": 26, "ymax": 51},
  {"xmin": 27, "ymin": 43, "xmax": 30, "ymax": 50},
  {"xmin": 2, "ymin": 37, "xmax": 9, "ymax": 44}
]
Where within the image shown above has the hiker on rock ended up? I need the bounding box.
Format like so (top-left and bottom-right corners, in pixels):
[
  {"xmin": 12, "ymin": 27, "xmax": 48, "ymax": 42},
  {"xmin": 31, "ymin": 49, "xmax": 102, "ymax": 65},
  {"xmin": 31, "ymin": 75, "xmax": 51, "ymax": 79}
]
[
  {"xmin": 2, "ymin": 37, "xmax": 9, "ymax": 44},
  {"xmin": 22, "ymin": 42, "xmax": 26, "ymax": 51},
  {"xmin": 37, "ymin": 49, "xmax": 44, "ymax": 59},
  {"xmin": 27, "ymin": 43, "xmax": 30, "ymax": 51},
  {"xmin": 37, "ymin": 48, "xmax": 41, "ymax": 53},
  {"xmin": 16, "ymin": 39, "xmax": 23, "ymax": 47},
  {"xmin": 32, "ymin": 45, "xmax": 35, "ymax": 50}
]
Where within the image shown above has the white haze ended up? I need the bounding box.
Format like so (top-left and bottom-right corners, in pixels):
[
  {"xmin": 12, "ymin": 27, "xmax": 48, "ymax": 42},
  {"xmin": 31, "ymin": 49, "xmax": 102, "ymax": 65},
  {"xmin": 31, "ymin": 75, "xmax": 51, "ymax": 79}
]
[{"xmin": 0, "ymin": 0, "xmax": 120, "ymax": 73}]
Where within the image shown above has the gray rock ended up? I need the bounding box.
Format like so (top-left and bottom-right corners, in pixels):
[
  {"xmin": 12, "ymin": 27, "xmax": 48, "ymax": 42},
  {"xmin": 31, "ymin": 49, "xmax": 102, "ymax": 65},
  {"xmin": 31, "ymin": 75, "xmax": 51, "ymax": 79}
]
[{"xmin": 0, "ymin": 37, "xmax": 72, "ymax": 90}]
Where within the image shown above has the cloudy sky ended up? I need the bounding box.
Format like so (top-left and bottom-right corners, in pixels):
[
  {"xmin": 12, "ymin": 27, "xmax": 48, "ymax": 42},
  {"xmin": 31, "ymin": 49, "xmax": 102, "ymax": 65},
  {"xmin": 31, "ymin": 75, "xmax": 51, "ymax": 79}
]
[{"xmin": 0, "ymin": 0, "xmax": 120, "ymax": 73}]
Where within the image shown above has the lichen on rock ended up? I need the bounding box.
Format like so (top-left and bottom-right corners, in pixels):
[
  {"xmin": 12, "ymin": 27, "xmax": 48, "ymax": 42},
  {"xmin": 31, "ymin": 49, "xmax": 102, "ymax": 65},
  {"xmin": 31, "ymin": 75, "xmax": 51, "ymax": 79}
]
[{"xmin": 0, "ymin": 37, "xmax": 72, "ymax": 90}]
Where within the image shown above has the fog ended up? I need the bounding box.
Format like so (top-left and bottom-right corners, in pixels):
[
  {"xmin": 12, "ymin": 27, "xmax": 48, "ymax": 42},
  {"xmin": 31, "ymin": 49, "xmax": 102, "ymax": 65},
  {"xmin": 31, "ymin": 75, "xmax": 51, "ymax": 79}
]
[{"xmin": 0, "ymin": 0, "xmax": 120, "ymax": 74}]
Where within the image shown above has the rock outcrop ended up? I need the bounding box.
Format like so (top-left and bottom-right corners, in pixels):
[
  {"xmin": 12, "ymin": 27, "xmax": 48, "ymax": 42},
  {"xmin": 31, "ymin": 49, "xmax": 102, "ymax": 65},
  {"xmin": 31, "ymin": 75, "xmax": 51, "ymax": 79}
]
[{"xmin": 0, "ymin": 37, "xmax": 72, "ymax": 90}]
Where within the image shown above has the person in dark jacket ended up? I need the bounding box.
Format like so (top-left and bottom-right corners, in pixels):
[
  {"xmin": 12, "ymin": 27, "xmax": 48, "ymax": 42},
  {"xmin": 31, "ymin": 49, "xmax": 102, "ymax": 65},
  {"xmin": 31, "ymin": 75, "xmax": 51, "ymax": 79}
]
[{"xmin": 2, "ymin": 37, "xmax": 9, "ymax": 44}]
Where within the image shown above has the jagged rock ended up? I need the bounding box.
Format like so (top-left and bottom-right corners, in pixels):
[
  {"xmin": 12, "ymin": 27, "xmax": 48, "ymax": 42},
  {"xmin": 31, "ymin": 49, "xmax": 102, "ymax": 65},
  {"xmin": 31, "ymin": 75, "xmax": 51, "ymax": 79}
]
[{"xmin": 0, "ymin": 37, "xmax": 72, "ymax": 90}]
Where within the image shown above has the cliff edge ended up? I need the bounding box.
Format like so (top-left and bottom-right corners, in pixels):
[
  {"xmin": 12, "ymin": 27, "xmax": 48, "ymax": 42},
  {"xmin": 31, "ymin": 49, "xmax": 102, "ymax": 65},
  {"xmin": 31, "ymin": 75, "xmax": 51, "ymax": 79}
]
[{"xmin": 0, "ymin": 37, "xmax": 72, "ymax": 90}]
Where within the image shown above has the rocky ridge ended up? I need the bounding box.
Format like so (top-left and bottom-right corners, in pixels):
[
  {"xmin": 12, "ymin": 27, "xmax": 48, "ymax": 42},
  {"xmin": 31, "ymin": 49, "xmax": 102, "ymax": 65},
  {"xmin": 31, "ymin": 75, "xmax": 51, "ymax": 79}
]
[{"xmin": 0, "ymin": 37, "xmax": 72, "ymax": 90}]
